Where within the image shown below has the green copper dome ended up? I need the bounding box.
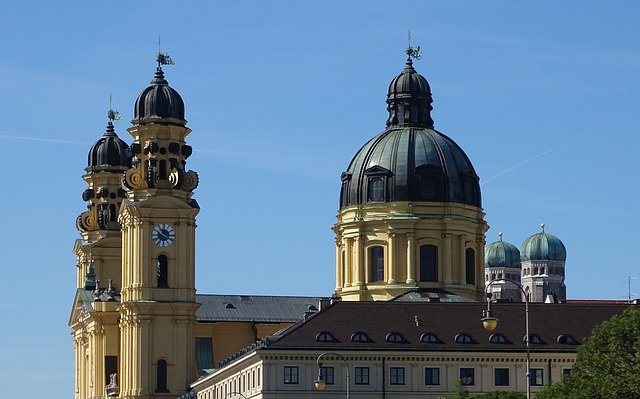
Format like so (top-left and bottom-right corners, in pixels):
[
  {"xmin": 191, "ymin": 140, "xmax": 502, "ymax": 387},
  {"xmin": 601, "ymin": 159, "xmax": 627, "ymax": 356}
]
[
  {"xmin": 485, "ymin": 235, "xmax": 521, "ymax": 269},
  {"xmin": 520, "ymin": 227, "xmax": 566, "ymax": 262}
]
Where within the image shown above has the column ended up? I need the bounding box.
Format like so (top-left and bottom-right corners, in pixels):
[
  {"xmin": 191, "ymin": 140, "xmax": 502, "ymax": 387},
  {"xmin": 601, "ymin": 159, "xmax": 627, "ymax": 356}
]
[
  {"xmin": 354, "ymin": 235, "xmax": 364, "ymax": 286},
  {"xmin": 345, "ymin": 238, "xmax": 352, "ymax": 287},
  {"xmin": 406, "ymin": 233, "xmax": 415, "ymax": 284},
  {"xmin": 443, "ymin": 234, "xmax": 452, "ymax": 284},
  {"xmin": 387, "ymin": 233, "xmax": 396, "ymax": 284},
  {"xmin": 459, "ymin": 235, "xmax": 465, "ymax": 284},
  {"xmin": 335, "ymin": 239, "xmax": 342, "ymax": 291}
]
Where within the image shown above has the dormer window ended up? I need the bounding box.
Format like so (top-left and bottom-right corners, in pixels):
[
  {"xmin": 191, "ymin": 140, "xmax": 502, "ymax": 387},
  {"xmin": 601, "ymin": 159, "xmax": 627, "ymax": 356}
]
[
  {"xmin": 455, "ymin": 333, "xmax": 474, "ymax": 344},
  {"xmin": 351, "ymin": 332, "xmax": 371, "ymax": 343},
  {"xmin": 489, "ymin": 333, "xmax": 509, "ymax": 344},
  {"xmin": 558, "ymin": 334, "xmax": 578, "ymax": 345},
  {"xmin": 386, "ymin": 332, "xmax": 405, "ymax": 343},
  {"xmin": 316, "ymin": 332, "xmax": 336, "ymax": 343},
  {"xmin": 525, "ymin": 334, "xmax": 544, "ymax": 344},
  {"xmin": 364, "ymin": 165, "xmax": 392, "ymax": 203},
  {"xmin": 420, "ymin": 333, "xmax": 440, "ymax": 344}
]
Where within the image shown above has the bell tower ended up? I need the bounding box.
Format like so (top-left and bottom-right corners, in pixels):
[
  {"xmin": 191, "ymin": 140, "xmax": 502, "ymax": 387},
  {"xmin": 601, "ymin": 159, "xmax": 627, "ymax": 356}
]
[{"xmin": 118, "ymin": 60, "xmax": 200, "ymax": 399}]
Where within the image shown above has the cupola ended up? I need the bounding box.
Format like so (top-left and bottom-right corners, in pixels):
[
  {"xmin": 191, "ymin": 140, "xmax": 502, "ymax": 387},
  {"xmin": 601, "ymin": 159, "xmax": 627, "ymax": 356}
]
[
  {"xmin": 133, "ymin": 67, "xmax": 185, "ymax": 125},
  {"xmin": 521, "ymin": 224, "xmax": 567, "ymax": 262},
  {"xmin": 485, "ymin": 233, "xmax": 521, "ymax": 269},
  {"xmin": 87, "ymin": 121, "xmax": 131, "ymax": 170}
]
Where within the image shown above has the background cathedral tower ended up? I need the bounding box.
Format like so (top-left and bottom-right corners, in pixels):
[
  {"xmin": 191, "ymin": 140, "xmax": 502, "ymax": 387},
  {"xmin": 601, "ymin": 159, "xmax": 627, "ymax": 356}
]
[
  {"xmin": 334, "ymin": 47, "xmax": 488, "ymax": 301},
  {"xmin": 118, "ymin": 61, "xmax": 200, "ymax": 399},
  {"xmin": 521, "ymin": 224, "xmax": 567, "ymax": 303}
]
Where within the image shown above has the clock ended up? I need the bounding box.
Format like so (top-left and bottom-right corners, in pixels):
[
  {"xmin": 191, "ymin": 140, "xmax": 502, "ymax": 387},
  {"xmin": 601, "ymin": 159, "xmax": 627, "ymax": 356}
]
[{"xmin": 152, "ymin": 223, "xmax": 175, "ymax": 247}]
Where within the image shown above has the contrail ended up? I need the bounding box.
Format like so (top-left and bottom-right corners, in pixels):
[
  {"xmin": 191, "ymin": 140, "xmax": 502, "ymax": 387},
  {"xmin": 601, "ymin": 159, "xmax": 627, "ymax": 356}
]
[
  {"xmin": 0, "ymin": 134, "xmax": 90, "ymax": 146},
  {"xmin": 481, "ymin": 124, "xmax": 602, "ymax": 186}
]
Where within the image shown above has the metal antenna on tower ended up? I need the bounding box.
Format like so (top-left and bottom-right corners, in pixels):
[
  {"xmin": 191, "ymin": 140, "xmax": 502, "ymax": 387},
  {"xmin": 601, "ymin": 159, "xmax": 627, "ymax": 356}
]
[{"xmin": 623, "ymin": 276, "xmax": 637, "ymax": 301}]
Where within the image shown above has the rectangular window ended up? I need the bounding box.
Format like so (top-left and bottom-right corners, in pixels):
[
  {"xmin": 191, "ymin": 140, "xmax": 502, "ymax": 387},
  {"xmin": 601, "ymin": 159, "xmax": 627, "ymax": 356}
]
[
  {"xmin": 530, "ymin": 369, "xmax": 544, "ymax": 386},
  {"xmin": 320, "ymin": 366, "xmax": 335, "ymax": 385},
  {"xmin": 283, "ymin": 366, "xmax": 299, "ymax": 384},
  {"xmin": 390, "ymin": 367, "xmax": 405, "ymax": 385},
  {"xmin": 460, "ymin": 368, "xmax": 475, "ymax": 385},
  {"xmin": 424, "ymin": 367, "xmax": 440, "ymax": 385},
  {"xmin": 355, "ymin": 367, "xmax": 370, "ymax": 385},
  {"xmin": 465, "ymin": 248, "xmax": 476, "ymax": 284},
  {"xmin": 104, "ymin": 356, "xmax": 117, "ymax": 386},
  {"xmin": 562, "ymin": 368, "xmax": 572, "ymax": 377},
  {"xmin": 420, "ymin": 245, "xmax": 438, "ymax": 281},
  {"xmin": 494, "ymin": 368, "xmax": 509, "ymax": 386},
  {"xmin": 369, "ymin": 246, "xmax": 385, "ymax": 282},
  {"xmin": 195, "ymin": 337, "xmax": 214, "ymax": 375}
]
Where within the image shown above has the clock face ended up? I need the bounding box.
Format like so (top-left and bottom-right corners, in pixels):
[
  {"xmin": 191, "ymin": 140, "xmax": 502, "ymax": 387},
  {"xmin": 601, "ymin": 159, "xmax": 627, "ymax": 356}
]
[{"xmin": 152, "ymin": 223, "xmax": 175, "ymax": 247}]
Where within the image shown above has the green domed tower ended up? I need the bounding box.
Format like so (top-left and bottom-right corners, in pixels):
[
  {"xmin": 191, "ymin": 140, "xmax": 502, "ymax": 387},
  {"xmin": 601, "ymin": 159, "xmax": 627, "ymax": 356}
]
[
  {"xmin": 484, "ymin": 233, "xmax": 522, "ymax": 301},
  {"xmin": 521, "ymin": 224, "xmax": 567, "ymax": 303},
  {"xmin": 333, "ymin": 48, "xmax": 488, "ymax": 301}
]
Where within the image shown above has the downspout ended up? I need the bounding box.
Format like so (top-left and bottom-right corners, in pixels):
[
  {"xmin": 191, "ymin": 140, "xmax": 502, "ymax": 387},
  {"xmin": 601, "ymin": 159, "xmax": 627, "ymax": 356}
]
[
  {"xmin": 382, "ymin": 357, "xmax": 386, "ymax": 399},
  {"xmin": 547, "ymin": 359, "xmax": 552, "ymax": 386}
]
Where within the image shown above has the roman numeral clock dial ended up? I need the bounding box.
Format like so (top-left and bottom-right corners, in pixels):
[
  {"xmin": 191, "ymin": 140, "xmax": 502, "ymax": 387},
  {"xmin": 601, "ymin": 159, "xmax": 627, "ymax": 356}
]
[{"xmin": 152, "ymin": 223, "xmax": 176, "ymax": 247}]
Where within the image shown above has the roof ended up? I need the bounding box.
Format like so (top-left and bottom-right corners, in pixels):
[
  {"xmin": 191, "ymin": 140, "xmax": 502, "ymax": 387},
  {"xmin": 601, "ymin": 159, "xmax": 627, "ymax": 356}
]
[
  {"xmin": 263, "ymin": 300, "xmax": 635, "ymax": 353},
  {"xmin": 196, "ymin": 294, "xmax": 326, "ymax": 323}
]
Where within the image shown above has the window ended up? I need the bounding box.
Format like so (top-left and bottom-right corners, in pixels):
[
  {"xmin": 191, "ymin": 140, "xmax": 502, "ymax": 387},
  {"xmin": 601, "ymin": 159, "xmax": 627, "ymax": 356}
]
[
  {"xmin": 530, "ymin": 369, "xmax": 543, "ymax": 386},
  {"xmin": 367, "ymin": 177, "xmax": 385, "ymax": 201},
  {"xmin": 355, "ymin": 367, "xmax": 370, "ymax": 385},
  {"xmin": 389, "ymin": 367, "xmax": 405, "ymax": 385},
  {"xmin": 156, "ymin": 359, "xmax": 169, "ymax": 393},
  {"xmin": 283, "ymin": 366, "xmax": 299, "ymax": 384},
  {"xmin": 455, "ymin": 333, "xmax": 474, "ymax": 344},
  {"xmin": 420, "ymin": 244, "xmax": 438, "ymax": 281},
  {"xmin": 104, "ymin": 356, "xmax": 117, "ymax": 387},
  {"xmin": 489, "ymin": 333, "xmax": 509, "ymax": 344},
  {"xmin": 459, "ymin": 368, "xmax": 475, "ymax": 385},
  {"xmin": 195, "ymin": 338, "xmax": 213, "ymax": 376},
  {"xmin": 350, "ymin": 332, "xmax": 371, "ymax": 343},
  {"xmin": 465, "ymin": 248, "xmax": 475, "ymax": 284},
  {"xmin": 525, "ymin": 333, "xmax": 544, "ymax": 344},
  {"xmin": 494, "ymin": 368, "xmax": 509, "ymax": 386},
  {"xmin": 420, "ymin": 332, "xmax": 440, "ymax": 344},
  {"xmin": 369, "ymin": 246, "xmax": 384, "ymax": 282},
  {"xmin": 316, "ymin": 332, "xmax": 336, "ymax": 342},
  {"xmin": 557, "ymin": 334, "xmax": 578, "ymax": 345},
  {"xmin": 157, "ymin": 255, "xmax": 168, "ymax": 288},
  {"xmin": 320, "ymin": 366, "xmax": 335, "ymax": 385},
  {"xmin": 415, "ymin": 165, "xmax": 444, "ymax": 201},
  {"xmin": 386, "ymin": 332, "xmax": 405, "ymax": 343},
  {"xmin": 425, "ymin": 367, "xmax": 440, "ymax": 385},
  {"xmin": 562, "ymin": 368, "xmax": 572, "ymax": 377}
]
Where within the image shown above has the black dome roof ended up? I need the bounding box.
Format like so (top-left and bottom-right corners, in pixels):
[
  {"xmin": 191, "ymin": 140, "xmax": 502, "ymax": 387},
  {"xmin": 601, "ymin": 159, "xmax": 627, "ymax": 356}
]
[
  {"xmin": 133, "ymin": 67, "xmax": 185, "ymax": 125},
  {"xmin": 339, "ymin": 53, "xmax": 480, "ymax": 209},
  {"xmin": 87, "ymin": 121, "xmax": 131, "ymax": 169}
]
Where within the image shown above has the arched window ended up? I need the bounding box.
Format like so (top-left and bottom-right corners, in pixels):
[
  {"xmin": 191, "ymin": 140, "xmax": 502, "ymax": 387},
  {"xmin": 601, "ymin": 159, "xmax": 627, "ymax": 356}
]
[
  {"xmin": 534, "ymin": 267, "xmax": 539, "ymax": 275},
  {"xmin": 557, "ymin": 334, "xmax": 578, "ymax": 345},
  {"xmin": 385, "ymin": 332, "xmax": 405, "ymax": 343},
  {"xmin": 420, "ymin": 333, "xmax": 440, "ymax": 344},
  {"xmin": 157, "ymin": 255, "xmax": 168, "ymax": 288},
  {"xmin": 524, "ymin": 333, "xmax": 544, "ymax": 344},
  {"xmin": 415, "ymin": 165, "xmax": 445, "ymax": 201},
  {"xmin": 351, "ymin": 332, "xmax": 371, "ymax": 343},
  {"xmin": 316, "ymin": 332, "xmax": 336, "ymax": 343},
  {"xmin": 465, "ymin": 248, "xmax": 475, "ymax": 284},
  {"xmin": 489, "ymin": 333, "xmax": 509, "ymax": 344},
  {"xmin": 420, "ymin": 245, "xmax": 438, "ymax": 282},
  {"xmin": 455, "ymin": 333, "xmax": 474, "ymax": 344},
  {"xmin": 369, "ymin": 246, "xmax": 384, "ymax": 282},
  {"xmin": 156, "ymin": 359, "xmax": 169, "ymax": 393}
]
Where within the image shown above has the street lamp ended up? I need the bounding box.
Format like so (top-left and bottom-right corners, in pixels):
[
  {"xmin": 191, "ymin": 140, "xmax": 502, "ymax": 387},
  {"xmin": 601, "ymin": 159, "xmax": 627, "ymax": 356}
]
[
  {"xmin": 483, "ymin": 279, "xmax": 531, "ymax": 399},
  {"xmin": 223, "ymin": 392, "xmax": 247, "ymax": 399},
  {"xmin": 314, "ymin": 352, "xmax": 350, "ymax": 399}
]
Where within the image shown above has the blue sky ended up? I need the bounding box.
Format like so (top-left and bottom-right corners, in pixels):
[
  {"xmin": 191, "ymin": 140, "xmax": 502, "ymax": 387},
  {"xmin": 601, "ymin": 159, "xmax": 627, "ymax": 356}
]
[{"xmin": 1, "ymin": 1, "xmax": 639, "ymax": 397}]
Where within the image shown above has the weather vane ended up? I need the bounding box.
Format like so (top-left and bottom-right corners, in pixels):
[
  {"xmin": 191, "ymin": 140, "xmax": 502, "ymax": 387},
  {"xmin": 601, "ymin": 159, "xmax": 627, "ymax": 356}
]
[
  {"xmin": 156, "ymin": 34, "xmax": 175, "ymax": 67},
  {"xmin": 107, "ymin": 94, "xmax": 122, "ymax": 121},
  {"xmin": 406, "ymin": 30, "xmax": 422, "ymax": 60}
]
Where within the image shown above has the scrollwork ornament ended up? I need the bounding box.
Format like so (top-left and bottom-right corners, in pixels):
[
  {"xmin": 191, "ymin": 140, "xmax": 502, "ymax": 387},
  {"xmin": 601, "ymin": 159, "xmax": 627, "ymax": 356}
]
[
  {"xmin": 123, "ymin": 169, "xmax": 145, "ymax": 190},
  {"xmin": 77, "ymin": 210, "xmax": 98, "ymax": 231},
  {"xmin": 181, "ymin": 170, "xmax": 199, "ymax": 191},
  {"xmin": 168, "ymin": 168, "xmax": 183, "ymax": 188}
]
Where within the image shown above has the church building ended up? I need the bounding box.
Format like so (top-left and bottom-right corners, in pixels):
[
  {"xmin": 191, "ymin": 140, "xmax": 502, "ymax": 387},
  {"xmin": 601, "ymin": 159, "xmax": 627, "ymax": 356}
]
[{"xmin": 69, "ymin": 47, "xmax": 629, "ymax": 399}]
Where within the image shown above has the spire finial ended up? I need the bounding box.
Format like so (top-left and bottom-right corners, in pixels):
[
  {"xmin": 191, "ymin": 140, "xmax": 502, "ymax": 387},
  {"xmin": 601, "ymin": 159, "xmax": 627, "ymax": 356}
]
[
  {"xmin": 540, "ymin": 223, "xmax": 545, "ymax": 233},
  {"xmin": 107, "ymin": 94, "xmax": 122, "ymax": 122},
  {"xmin": 156, "ymin": 34, "xmax": 175, "ymax": 67},
  {"xmin": 406, "ymin": 30, "xmax": 422, "ymax": 62},
  {"xmin": 498, "ymin": 232, "xmax": 503, "ymax": 241}
]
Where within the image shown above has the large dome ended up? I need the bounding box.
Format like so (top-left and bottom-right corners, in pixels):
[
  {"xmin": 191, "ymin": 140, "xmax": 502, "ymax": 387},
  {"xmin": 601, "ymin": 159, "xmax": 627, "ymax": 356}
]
[
  {"xmin": 87, "ymin": 121, "xmax": 131, "ymax": 170},
  {"xmin": 133, "ymin": 67, "xmax": 185, "ymax": 125},
  {"xmin": 485, "ymin": 235, "xmax": 521, "ymax": 269},
  {"xmin": 339, "ymin": 52, "xmax": 480, "ymax": 209},
  {"xmin": 521, "ymin": 229, "xmax": 567, "ymax": 262}
]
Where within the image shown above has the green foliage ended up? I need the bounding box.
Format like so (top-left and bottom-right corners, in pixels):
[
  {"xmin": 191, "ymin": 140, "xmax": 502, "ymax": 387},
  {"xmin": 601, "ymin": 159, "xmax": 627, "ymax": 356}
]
[
  {"xmin": 447, "ymin": 380, "xmax": 470, "ymax": 399},
  {"xmin": 475, "ymin": 392, "xmax": 526, "ymax": 399},
  {"xmin": 536, "ymin": 307, "xmax": 640, "ymax": 399}
]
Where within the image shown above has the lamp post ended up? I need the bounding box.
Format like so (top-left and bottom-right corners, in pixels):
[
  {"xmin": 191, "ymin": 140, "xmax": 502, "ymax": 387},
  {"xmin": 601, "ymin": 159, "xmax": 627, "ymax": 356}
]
[
  {"xmin": 482, "ymin": 279, "xmax": 531, "ymax": 399},
  {"xmin": 223, "ymin": 392, "xmax": 247, "ymax": 399},
  {"xmin": 314, "ymin": 352, "xmax": 350, "ymax": 399}
]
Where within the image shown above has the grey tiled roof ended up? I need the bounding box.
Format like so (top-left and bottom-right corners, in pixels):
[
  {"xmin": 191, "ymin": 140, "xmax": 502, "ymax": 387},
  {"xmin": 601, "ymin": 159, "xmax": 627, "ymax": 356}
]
[
  {"xmin": 264, "ymin": 301, "xmax": 637, "ymax": 352},
  {"xmin": 196, "ymin": 294, "xmax": 327, "ymax": 323}
]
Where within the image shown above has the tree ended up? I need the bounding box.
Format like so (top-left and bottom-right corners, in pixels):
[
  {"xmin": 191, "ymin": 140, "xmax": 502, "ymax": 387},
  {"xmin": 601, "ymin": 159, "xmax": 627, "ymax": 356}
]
[
  {"xmin": 536, "ymin": 307, "xmax": 640, "ymax": 399},
  {"xmin": 475, "ymin": 392, "xmax": 525, "ymax": 399},
  {"xmin": 447, "ymin": 380, "xmax": 470, "ymax": 399}
]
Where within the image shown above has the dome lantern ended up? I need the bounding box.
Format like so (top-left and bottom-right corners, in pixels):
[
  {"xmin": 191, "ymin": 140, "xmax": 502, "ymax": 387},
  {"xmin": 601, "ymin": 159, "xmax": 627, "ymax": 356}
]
[{"xmin": 133, "ymin": 66, "xmax": 186, "ymax": 126}]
